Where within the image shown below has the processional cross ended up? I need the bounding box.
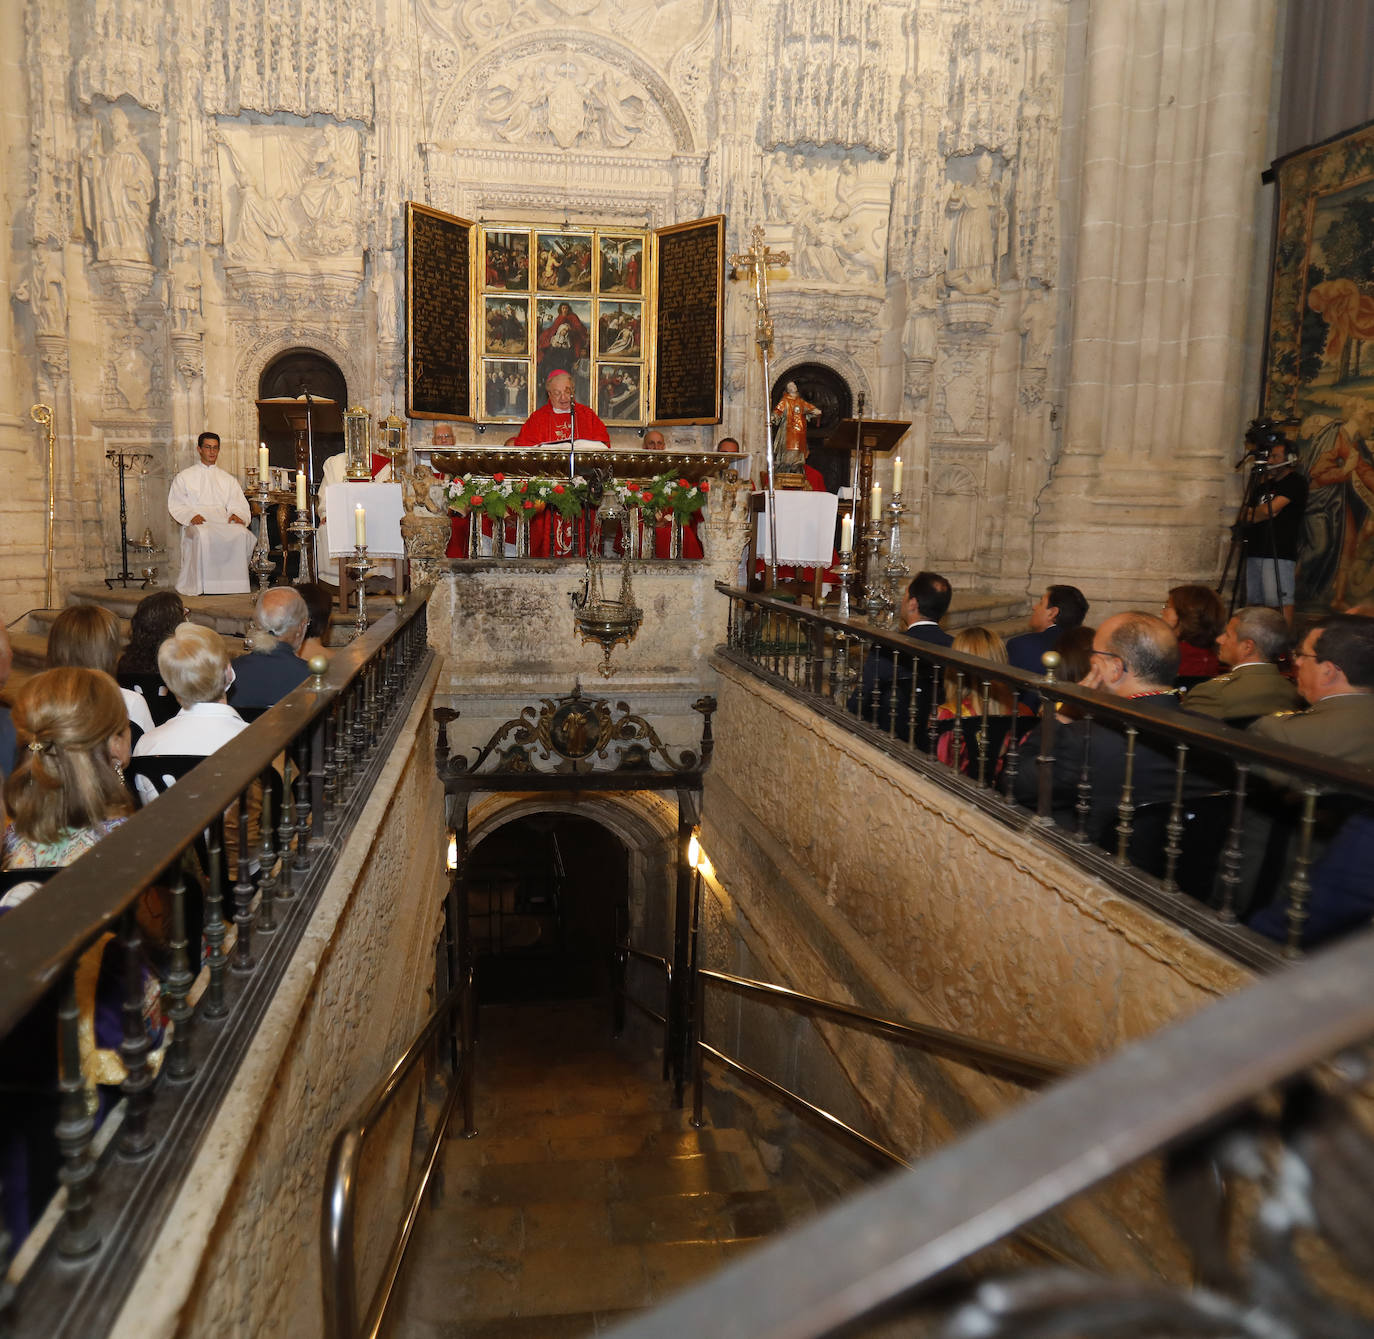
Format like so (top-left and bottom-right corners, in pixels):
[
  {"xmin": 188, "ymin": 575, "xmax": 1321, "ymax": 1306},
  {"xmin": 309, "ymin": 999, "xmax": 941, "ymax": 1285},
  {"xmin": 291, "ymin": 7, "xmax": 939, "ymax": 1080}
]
[{"xmin": 729, "ymin": 226, "xmax": 791, "ymax": 587}]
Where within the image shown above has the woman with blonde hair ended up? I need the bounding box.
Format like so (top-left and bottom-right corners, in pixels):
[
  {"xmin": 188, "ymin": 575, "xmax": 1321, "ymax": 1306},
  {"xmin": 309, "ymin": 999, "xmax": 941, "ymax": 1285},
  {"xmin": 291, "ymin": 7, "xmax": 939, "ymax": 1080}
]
[
  {"xmin": 46, "ymin": 603, "xmax": 155, "ymax": 739},
  {"xmin": 935, "ymin": 626, "xmax": 1015, "ymax": 773},
  {"xmin": 2, "ymin": 667, "xmax": 133, "ymax": 867}
]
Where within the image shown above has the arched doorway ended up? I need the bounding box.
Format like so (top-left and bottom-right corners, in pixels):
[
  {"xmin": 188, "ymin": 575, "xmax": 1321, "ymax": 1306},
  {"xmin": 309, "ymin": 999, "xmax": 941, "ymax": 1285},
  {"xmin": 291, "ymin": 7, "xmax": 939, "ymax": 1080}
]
[
  {"xmin": 256, "ymin": 348, "xmax": 347, "ymax": 480},
  {"xmin": 468, "ymin": 813, "xmax": 630, "ymax": 1004},
  {"xmin": 770, "ymin": 363, "xmax": 854, "ymax": 494}
]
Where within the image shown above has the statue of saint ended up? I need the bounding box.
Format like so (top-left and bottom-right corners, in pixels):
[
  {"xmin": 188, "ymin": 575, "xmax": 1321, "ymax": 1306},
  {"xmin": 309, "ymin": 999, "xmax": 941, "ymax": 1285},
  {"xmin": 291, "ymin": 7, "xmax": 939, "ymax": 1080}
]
[
  {"xmin": 945, "ymin": 154, "xmax": 1007, "ymax": 295},
  {"xmin": 85, "ymin": 108, "xmax": 155, "ymax": 265},
  {"xmin": 772, "ymin": 382, "xmax": 821, "ymax": 474}
]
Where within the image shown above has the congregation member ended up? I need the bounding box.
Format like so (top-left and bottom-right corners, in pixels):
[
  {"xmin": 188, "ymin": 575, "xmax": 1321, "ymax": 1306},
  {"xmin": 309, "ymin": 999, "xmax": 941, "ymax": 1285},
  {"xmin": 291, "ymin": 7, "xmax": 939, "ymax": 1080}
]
[
  {"xmin": 132, "ymin": 622, "xmax": 248, "ymax": 803},
  {"xmin": 1249, "ymin": 614, "xmax": 1374, "ymax": 770},
  {"xmin": 855, "ymin": 571, "xmax": 952, "ymax": 740},
  {"xmin": 45, "ymin": 603, "xmax": 155, "ymax": 740},
  {"xmin": 1012, "ymin": 612, "xmax": 1198, "ymax": 839},
  {"xmin": 115, "ymin": 590, "xmax": 188, "ymax": 727},
  {"xmin": 298, "ymin": 582, "xmax": 336, "ymax": 664},
  {"xmin": 0, "ymin": 624, "xmax": 14, "ymax": 779},
  {"xmin": 227, "ymin": 588, "xmax": 310, "ymax": 713},
  {"xmin": 1006, "ymin": 584, "xmax": 1088, "ymax": 675},
  {"xmin": 934, "ymin": 626, "xmax": 1016, "ymax": 774},
  {"xmin": 167, "ymin": 431, "xmax": 256, "ymax": 596},
  {"xmin": 1161, "ymin": 584, "xmax": 1226, "ymax": 686},
  {"xmin": 1181, "ymin": 606, "xmax": 1300, "ymax": 721}
]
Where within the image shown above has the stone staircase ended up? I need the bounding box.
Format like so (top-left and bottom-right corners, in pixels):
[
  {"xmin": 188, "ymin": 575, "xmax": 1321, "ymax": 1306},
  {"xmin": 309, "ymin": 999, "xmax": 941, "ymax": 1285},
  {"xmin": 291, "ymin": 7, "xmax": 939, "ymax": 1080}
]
[{"xmin": 385, "ymin": 1001, "xmax": 822, "ymax": 1338}]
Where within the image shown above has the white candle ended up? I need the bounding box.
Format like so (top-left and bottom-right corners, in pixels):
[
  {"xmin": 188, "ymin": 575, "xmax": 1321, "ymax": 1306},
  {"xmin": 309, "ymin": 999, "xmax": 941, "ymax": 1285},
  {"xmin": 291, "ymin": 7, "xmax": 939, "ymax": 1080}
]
[
  {"xmin": 892, "ymin": 456, "xmax": 903, "ymax": 495},
  {"xmin": 296, "ymin": 469, "xmax": 307, "ymax": 511},
  {"xmin": 870, "ymin": 482, "xmax": 882, "ymax": 522},
  {"xmin": 354, "ymin": 503, "xmax": 366, "ymax": 547},
  {"xmin": 840, "ymin": 513, "xmax": 853, "ymax": 553},
  {"xmin": 259, "ymin": 443, "xmax": 269, "ymax": 480}
]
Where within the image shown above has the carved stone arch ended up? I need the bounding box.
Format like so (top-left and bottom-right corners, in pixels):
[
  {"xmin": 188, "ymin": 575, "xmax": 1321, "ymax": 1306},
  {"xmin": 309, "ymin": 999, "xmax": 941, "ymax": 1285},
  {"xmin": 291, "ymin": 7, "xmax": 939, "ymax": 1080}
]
[
  {"xmin": 772, "ymin": 349, "xmax": 873, "ymax": 410},
  {"xmin": 230, "ymin": 324, "xmax": 365, "ymax": 472},
  {"xmin": 434, "ymin": 31, "xmax": 696, "ymax": 154}
]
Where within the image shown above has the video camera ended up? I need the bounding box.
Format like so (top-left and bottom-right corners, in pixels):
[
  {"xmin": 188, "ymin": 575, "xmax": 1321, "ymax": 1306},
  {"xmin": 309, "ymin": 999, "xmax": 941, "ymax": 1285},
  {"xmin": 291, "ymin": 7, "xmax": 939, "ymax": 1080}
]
[{"xmin": 1236, "ymin": 415, "xmax": 1297, "ymax": 470}]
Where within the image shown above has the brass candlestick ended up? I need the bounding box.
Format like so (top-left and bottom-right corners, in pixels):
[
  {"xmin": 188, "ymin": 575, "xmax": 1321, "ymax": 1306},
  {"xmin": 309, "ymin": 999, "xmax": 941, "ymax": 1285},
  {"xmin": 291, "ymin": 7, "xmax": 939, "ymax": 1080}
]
[
  {"xmin": 250, "ymin": 480, "xmax": 276, "ymax": 593},
  {"xmin": 288, "ymin": 509, "xmax": 317, "ymax": 586},
  {"xmin": 881, "ymin": 493, "xmax": 909, "ymax": 628},
  {"xmin": 862, "ymin": 519, "xmax": 889, "ymax": 621}
]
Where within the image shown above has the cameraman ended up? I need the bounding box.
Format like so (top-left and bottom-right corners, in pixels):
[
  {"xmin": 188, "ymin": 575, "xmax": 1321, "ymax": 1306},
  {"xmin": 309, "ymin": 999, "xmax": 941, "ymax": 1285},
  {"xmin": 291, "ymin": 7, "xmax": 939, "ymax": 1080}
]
[{"xmin": 1239, "ymin": 436, "xmax": 1307, "ymax": 627}]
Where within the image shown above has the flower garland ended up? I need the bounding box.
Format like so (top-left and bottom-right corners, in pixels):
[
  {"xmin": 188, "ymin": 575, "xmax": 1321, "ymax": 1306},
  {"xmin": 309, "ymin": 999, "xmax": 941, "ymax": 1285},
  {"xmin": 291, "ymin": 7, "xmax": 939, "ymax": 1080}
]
[{"xmin": 444, "ymin": 471, "xmax": 710, "ymax": 523}]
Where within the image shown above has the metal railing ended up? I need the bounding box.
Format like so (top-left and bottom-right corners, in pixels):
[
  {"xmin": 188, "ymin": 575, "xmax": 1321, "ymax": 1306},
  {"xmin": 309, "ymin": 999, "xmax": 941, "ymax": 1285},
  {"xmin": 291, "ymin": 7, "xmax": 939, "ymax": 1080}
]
[
  {"xmin": 606, "ymin": 928, "xmax": 1374, "ymax": 1339},
  {"xmin": 718, "ymin": 584, "xmax": 1374, "ymax": 966},
  {"xmin": 321, "ymin": 969, "xmax": 475, "ymax": 1339},
  {"xmin": 0, "ymin": 589, "xmax": 434, "ymax": 1338},
  {"xmin": 612, "ymin": 942, "xmax": 673, "ymax": 1082}
]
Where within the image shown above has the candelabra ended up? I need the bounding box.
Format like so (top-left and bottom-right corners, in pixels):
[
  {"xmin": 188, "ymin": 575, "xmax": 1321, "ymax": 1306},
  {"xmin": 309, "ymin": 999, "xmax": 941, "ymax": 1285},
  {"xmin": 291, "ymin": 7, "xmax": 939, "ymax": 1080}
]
[
  {"xmin": 880, "ymin": 492, "xmax": 909, "ymax": 628},
  {"xmin": 250, "ymin": 479, "xmax": 276, "ymax": 594},
  {"xmin": 288, "ymin": 508, "xmax": 317, "ymax": 586},
  {"xmin": 105, "ymin": 448, "xmax": 155, "ymax": 588},
  {"xmin": 862, "ymin": 518, "xmax": 889, "ymax": 621},
  {"xmin": 346, "ymin": 545, "xmax": 375, "ymax": 636},
  {"xmin": 831, "ymin": 546, "xmax": 859, "ymax": 700}
]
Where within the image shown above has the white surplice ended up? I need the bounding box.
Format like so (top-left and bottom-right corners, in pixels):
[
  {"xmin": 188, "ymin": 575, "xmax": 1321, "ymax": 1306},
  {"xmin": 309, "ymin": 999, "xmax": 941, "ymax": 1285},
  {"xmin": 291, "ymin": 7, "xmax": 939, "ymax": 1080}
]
[{"xmin": 167, "ymin": 462, "xmax": 257, "ymax": 595}]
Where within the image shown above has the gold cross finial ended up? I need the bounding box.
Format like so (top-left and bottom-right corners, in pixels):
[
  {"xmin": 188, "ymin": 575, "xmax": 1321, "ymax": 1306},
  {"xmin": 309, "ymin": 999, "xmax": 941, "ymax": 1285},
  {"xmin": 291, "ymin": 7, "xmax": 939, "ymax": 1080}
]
[{"xmin": 729, "ymin": 226, "xmax": 790, "ymax": 355}]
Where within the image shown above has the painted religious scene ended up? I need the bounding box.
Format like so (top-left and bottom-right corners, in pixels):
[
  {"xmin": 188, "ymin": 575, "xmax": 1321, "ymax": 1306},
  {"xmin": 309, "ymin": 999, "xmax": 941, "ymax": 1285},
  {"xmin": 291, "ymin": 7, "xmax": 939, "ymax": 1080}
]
[
  {"xmin": 473, "ymin": 223, "xmax": 651, "ymax": 423},
  {"xmin": 1266, "ymin": 120, "xmax": 1374, "ymax": 611}
]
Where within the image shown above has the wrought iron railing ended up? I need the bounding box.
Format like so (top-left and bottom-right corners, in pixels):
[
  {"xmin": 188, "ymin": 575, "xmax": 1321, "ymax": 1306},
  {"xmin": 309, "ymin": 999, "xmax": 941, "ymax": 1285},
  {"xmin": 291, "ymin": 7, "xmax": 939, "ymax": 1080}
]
[
  {"xmin": 717, "ymin": 584, "xmax": 1374, "ymax": 967},
  {"xmin": 612, "ymin": 941, "xmax": 673, "ymax": 1082},
  {"xmin": 604, "ymin": 928, "xmax": 1374, "ymax": 1339},
  {"xmin": 0, "ymin": 589, "xmax": 435, "ymax": 1338}
]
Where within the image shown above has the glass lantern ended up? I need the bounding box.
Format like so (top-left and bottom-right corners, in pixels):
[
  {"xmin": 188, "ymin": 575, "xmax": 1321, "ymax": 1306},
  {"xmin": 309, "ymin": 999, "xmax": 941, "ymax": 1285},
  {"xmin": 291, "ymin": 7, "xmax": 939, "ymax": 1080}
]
[
  {"xmin": 343, "ymin": 405, "xmax": 372, "ymax": 479},
  {"xmin": 377, "ymin": 410, "xmax": 407, "ymax": 473}
]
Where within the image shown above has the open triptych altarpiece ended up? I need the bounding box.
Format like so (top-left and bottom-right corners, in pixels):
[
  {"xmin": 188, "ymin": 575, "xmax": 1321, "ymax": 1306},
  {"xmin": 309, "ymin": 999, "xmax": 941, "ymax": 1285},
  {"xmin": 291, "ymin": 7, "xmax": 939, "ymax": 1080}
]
[{"xmin": 405, "ymin": 203, "xmax": 724, "ymax": 428}]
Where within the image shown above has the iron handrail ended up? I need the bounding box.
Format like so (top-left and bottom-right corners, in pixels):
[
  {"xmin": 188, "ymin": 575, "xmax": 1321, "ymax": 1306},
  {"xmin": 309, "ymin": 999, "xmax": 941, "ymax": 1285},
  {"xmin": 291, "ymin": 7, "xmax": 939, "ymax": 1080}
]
[
  {"xmin": 0, "ymin": 587, "xmax": 435, "ymax": 1037},
  {"xmin": 614, "ymin": 942, "xmax": 673, "ymax": 1082},
  {"xmin": 610, "ymin": 929, "xmax": 1374, "ymax": 1339},
  {"xmin": 698, "ymin": 969, "xmax": 1068, "ymax": 1089},
  {"xmin": 321, "ymin": 970, "xmax": 475, "ymax": 1339},
  {"xmin": 717, "ymin": 582, "xmax": 1374, "ymax": 799}
]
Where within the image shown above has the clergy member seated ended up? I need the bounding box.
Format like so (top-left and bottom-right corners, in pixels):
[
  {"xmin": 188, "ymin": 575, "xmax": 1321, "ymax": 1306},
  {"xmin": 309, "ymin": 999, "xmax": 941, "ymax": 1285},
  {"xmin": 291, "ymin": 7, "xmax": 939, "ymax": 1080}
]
[
  {"xmin": 227, "ymin": 588, "xmax": 311, "ymax": 713},
  {"xmin": 168, "ymin": 432, "xmax": 257, "ymax": 597}
]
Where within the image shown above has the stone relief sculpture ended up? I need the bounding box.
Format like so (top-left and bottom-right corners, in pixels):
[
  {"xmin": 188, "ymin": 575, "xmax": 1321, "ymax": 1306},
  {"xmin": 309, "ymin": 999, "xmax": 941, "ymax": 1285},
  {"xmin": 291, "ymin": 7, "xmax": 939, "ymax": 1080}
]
[
  {"xmin": 479, "ymin": 58, "xmax": 654, "ymax": 150},
  {"xmin": 944, "ymin": 153, "xmax": 1008, "ymax": 296},
  {"xmin": 216, "ymin": 126, "xmax": 362, "ymax": 266},
  {"xmin": 16, "ymin": 250, "xmax": 69, "ymax": 333},
  {"xmin": 1019, "ymin": 286, "xmax": 1054, "ymax": 369},
  {"xmin": 83, "ymin": 107, "xmax": 155, "ymax": 265},
  {"xmin": 764, "ymin": 153, "xmax": 886, "ymax": 287}
]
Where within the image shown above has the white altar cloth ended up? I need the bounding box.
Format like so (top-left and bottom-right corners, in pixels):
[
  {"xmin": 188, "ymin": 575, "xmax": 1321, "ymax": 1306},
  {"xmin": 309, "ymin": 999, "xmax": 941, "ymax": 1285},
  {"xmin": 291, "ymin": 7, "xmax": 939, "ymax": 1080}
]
[{"xmin": 755, "ymin": 491, "xmax": 838, "ymax": 565}]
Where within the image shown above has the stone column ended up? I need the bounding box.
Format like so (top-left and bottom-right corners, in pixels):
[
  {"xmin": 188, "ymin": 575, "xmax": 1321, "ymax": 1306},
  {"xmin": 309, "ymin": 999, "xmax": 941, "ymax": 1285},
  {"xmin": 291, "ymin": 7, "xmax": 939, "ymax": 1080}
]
[{"xmin": 1032, "ymin": 0, "xmax": 1279, "ymax": 607}]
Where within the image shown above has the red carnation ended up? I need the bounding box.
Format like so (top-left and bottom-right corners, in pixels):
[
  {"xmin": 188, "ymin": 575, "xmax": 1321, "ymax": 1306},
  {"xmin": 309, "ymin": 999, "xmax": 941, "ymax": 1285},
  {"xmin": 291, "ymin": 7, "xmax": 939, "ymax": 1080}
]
[
  {"xmin": 642, "ymin": 491, "xmax": 654, "ymax": 503},
  {"xmin": 700, "ymin": 480, "xmax": 711, "ymax": 492},
  {"xmin": 553, "ymin": 484, "xmax": 565, "ymax": 494},
  {"xmin": 470, "ymin": 494, "xmax": 484, "ymax": 506},
  {"xmin": 679, "ymin": 477, "xmax": 690, "ymax": 487},
  {"xmin": 518, "ymin": 481, "xmax": 528, "ymax": 492},
  {"xmin": 493, "ymin": 472, "xmax": 505, "ymax": 483},
  {"xmin": 523, "ymin": 499, "xmax": 535, "ymax": 510}
]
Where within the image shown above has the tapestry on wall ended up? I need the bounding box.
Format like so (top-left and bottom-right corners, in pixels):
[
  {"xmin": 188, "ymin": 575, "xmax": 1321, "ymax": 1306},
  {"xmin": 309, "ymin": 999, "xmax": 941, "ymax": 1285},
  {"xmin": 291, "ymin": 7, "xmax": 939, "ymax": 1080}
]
[{"xmin": 1265, "ymin": 118, "xmax": 1374, "ymax": 612}]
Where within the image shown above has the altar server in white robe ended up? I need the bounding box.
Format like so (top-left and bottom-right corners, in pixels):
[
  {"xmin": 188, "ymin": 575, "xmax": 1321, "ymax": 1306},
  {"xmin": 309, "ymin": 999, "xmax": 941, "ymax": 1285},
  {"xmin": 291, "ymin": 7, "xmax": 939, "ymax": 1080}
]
[{"xmin": 168, "ymin": 432, "xmax": 257, "ymax": 596}]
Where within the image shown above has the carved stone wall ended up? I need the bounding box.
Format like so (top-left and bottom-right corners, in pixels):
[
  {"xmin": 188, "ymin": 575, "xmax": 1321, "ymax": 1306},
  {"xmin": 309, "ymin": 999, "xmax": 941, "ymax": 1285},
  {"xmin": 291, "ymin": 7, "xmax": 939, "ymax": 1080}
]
[{"xmin": 0, "ymin": 0, "xmax": 1279, "ymax": 612}]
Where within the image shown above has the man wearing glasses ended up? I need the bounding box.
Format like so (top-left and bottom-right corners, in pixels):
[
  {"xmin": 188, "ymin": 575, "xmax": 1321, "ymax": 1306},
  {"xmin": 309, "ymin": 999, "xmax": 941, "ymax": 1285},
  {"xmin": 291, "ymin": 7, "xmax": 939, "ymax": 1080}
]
[
  {"xmin": 1250, "ymin": 615, "xmax": 1374, "ymax": 768},
  {"xmin": 1013, "ymin": 611, "xmax": 1193, "ymax": 839}
]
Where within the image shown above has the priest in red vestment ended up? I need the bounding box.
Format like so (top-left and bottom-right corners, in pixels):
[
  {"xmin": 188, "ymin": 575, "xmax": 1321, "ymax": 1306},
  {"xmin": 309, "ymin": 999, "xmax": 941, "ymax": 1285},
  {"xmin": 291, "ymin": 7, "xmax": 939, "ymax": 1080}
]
[{"xmin": 513, "ymin": 369, "xmax": 610, "ymax": 446}]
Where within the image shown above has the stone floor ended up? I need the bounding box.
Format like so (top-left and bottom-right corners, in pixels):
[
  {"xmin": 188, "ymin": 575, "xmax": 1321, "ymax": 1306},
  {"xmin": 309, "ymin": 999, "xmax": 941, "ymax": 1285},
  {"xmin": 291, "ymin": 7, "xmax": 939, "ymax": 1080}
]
[{"xmin": 383, "ymin": 1000, "xmax": 819, "ymax": 1338}]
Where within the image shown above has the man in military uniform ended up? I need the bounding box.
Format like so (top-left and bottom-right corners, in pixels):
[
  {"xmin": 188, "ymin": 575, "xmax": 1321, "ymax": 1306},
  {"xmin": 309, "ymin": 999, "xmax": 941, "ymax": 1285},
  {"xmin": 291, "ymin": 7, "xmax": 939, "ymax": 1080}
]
[
  {"xmin": 1182, "ymin": 606, "xmax": 1299, "ymax": 722},
  {"xmin": 1249, "ymin": 614, "xmax": 1374, "ymax": 772}
]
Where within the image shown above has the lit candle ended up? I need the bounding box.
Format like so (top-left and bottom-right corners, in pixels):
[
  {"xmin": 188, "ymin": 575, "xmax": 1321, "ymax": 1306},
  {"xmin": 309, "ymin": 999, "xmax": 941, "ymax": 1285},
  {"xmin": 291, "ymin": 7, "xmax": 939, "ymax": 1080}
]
[
  {"xmin": 296, "ymin": 469, "xmax": 307, "ymax": 511},
  {"xmin": 840, "ymin": 513, "xmax": 853, "ymax": 553},
  {"xmin": 892, "ymin": 456, "xmax": 903, "ymax": 495},
  {"xmin": 870, "ymin": 482, "xmax": 882, "ymax": 522},
  {"xmin": 355, "ymin": 503, "xmax": 366, "ymax": 547},
  {"xmin": 259, "ymin": 443, "xmax": 269, "ymax": 480}
]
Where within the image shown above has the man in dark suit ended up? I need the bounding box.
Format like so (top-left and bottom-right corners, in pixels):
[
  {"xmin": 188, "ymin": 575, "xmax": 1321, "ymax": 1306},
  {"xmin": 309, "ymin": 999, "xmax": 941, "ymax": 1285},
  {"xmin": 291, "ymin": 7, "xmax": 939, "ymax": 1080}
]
[
  {"xmin": 854, "ymin": 571, "xmax": 952, "ymax": 747},
  {"xmin": 1013, "ymin": 611, "xmax": 1196, "ymax": 842},
  {"xmin": 228, "ymin": 587, "xmax": 311, "ymax": 713},
  {"xmin": 1006, "ymin": 584, "xmax": 1088, "ymax": 675}
]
